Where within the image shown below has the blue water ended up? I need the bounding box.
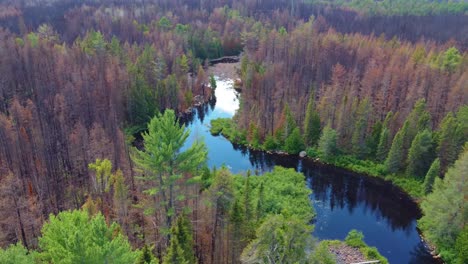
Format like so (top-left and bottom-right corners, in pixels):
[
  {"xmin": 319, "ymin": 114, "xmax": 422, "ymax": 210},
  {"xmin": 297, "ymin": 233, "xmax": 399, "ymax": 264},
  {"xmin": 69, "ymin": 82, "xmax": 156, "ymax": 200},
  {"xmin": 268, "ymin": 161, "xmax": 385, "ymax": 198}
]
[{"xmin": 183, "ymin": 77, "xmax": 438, "ymax": 264}]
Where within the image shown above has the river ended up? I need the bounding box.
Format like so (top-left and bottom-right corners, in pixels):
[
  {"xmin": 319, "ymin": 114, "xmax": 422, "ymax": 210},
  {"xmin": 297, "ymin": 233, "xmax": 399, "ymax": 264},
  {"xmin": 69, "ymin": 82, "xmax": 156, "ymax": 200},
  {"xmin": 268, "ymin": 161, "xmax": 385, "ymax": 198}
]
[{"xmin": 182, "ymin": 74, "xmax": 438, "ymax": 264}]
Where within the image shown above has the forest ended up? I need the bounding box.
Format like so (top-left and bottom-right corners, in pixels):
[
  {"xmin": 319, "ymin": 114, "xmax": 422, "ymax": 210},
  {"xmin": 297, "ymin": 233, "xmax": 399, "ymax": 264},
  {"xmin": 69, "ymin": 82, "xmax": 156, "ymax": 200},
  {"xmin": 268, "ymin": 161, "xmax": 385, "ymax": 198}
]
[{"xmin": 0, "ymin": 0, "xmax": 466, "ymax": 263}]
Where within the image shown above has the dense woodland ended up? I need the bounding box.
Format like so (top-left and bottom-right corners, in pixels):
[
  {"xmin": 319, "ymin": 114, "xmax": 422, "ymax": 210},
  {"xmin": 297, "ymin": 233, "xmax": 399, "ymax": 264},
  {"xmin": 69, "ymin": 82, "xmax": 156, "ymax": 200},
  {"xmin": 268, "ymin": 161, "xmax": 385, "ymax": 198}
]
[{"xmin": 0, "ymin": 0, "xmax": 467, "ymax": 263}]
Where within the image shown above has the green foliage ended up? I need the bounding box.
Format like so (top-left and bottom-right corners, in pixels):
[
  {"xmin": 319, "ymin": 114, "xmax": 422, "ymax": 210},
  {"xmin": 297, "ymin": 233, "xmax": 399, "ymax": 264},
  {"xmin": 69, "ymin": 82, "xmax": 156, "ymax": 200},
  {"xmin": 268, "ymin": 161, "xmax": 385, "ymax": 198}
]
[
  {"xmin": 385, "ymin": 122, "xmax": 407, "ymax": 173},
  {"xmin": 423, "ymin": 158, "xmax": 440, "ymax": 194},
  {"xmin": 39, "ymin": 210, "xmax": 137, "ymax": 264},
  {"xmin": 284, "ymin": 127, "xmax": 305, "ymax": 154},
  {"xmin": 406, "ymin": 130, "xmax": 434, "ymax": 178},
  {"xmin": 419, "ymin": 148, "xmax": 468, "ymax": 263},
  {"xmin": 136, "ymin": 245, "xmax": 158, "ymax": 264},
  {"xmin": 263, "ymin": 134, "xmax": 278, "ymax": 150},
  {"xmin": 210, "ymin": 118, "xmax": 247, "ymax": 144},
  {"xmin": 234, "ymin": 167, "xmax": 314, "ymax": 223},
  {"xmin": 283, "ymin": 104, "xmax": 297, "ymax": 140},
  {"xmin": 0, "ymin": 243, "xmax": 36, "ymax": 264},
  {"xmin": 165, "ymin": 215, "xmax": 197, "ymax": 264},
  {"xmin": 158, "ymin": 16, "xmax": 172, "ymax": 30},
  {"xmin": 240, "ymin": 214, "xmax": 313, "ymax": 264},
  {"xmin": 351, "ymin": 99, "xmax": 371, "ymax": 158},
  {"xmin": 455, "ymin": 226, "xmax": 468, "ymax": 264},
  {"xmin": 309, "ymin": 241, "xmax": 336, "ymax": 264},
  {"xmin": 437, "ymin": 111, "xmax": 465, "ymax": 173},
  {"xmin": 88, "ymin": 158, "xmax": 113, "ymax": 194},
  {"xmin": 376, "ymin": 127, "xmax": 391, "ymax": 162},
  {"xmin": 132, "ymin": 110, "xmax": 207, "ymax": 229},
  {"xmin": 209, "ymin": 74, "xmax": 217, "ymax": 90},
  {"xmin": 303, "ymin": 92, "xmax": 321, "ymax": 147},
  {"xmin": 318, "ymin": 124, "xmax": 338, "ymax": 160},
  {"xmin": 345, "ymin": 230, "xmax": 366, "ymax": 248},
  {"xmin": 344, "ymin": 230, "xmax": 388, "ymax": 264},
  {"xmin": 366, "ymin": 121, "xmax": 382, "ymax": 158},
  {"xmin": 441, "ymin": 47, "xmax": 462, "ymax": 72},
  {"xmin": 321, "ymin": 0, "xmax": 468, "ymax": 16}
]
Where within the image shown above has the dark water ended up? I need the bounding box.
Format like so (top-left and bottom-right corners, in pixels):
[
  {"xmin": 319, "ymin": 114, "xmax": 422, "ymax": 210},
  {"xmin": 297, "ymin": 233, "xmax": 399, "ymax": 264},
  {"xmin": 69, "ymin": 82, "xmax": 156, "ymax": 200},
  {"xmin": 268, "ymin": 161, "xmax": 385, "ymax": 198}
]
[{"xmin": 182, "ymin": 77, "xmax": 438, "ymax": 264}]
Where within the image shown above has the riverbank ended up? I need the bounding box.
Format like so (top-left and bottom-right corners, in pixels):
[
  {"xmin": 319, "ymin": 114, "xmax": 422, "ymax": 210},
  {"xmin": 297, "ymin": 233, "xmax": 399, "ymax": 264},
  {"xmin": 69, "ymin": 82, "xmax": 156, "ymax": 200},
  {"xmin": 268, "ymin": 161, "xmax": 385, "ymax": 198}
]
[{"xmin": 209, "ymin": 117, "xmax": 425, "ymax": 200}]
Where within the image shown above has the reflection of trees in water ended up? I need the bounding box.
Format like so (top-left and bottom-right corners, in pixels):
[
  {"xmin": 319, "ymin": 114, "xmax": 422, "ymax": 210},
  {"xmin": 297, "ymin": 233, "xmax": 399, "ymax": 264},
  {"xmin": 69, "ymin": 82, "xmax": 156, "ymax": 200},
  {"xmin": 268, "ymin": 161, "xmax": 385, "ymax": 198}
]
[
  {"xmin": 303, "ymin": 160, "xmax": 420, "ymax": 232},
  {"xmin": 230, "ymin": 148, "xmax": 420, "ymax": 233},
  {"xmin": 408, "ymin": 241, "xmax": 443, "ymax": 264}
]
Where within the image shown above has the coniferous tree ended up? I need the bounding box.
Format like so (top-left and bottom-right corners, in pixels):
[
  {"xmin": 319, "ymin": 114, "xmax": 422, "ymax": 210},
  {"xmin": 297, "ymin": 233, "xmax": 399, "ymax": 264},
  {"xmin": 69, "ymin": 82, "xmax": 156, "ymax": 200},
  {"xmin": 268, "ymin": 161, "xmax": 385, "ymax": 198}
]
[
  {"xmin": 0, "ymin": 243, "xmax": 35, "ymax": 264},
  {"xmin": 423, "ymin": 158, "xmax": 440, "ymax": 194},
  {"xmin": 385, "ymin": 121, "xmax": 408, "ymax": 173},
  {"xmin": 39, "ymin": 210, "xmax": 138, "ymax": 264},
  {"xmin": 255, "ymin": 182, "xmax": 265, "ymax": 222},
  {"xmin": 376, "ymin": 127, "xmax": 391, "ymax": 162},
  {"xmin": 455, "ymin": 226, "xmax": 468, "ymax": 264},
  {"xmin": 419, "ymin": 148, "xmax": 468, "ymax": 262},
  {"xmin": 318, "ymin": 125, "xmax": 338, "ymax": 160},
  {"xmin": 366, "ymin": 121, "xmax": 382, "ymax": 158},
  {"xmin": 406, "ymin": 130, "xmax": 434, "ymax": 178},
  {"xmin": 132, "ymin": 110, "xmax": 207, "ymax": 242},
  {"xmin": 437, "ymin": 112, "xmax": 462, "ymax": 173},
  {"xmin": 351, "ymin": 99, "xmax": 371, "ymax": 158},
  {"xmin": 163, "ymin": 215, "xmax": 196, "ymax": 264},
  {"xmin": 136, "ymin": 245, "xmax": 158, "ymax": 264},
  {"xmin": 403, "ymin": 99, "xmax": 431, "ymax": 158},
  {"xmin": 303, "ymin": 92, "xmax": 321, "ymax": 147},
  {"xmin": 285, "ymin": 127, "xmax": 305, "ymax": 154}
]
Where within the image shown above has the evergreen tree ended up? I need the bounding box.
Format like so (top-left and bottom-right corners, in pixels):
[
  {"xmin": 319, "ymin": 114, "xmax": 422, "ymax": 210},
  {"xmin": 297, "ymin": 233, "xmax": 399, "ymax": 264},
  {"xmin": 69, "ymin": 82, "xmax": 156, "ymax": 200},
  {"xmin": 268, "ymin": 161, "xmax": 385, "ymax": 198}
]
[
  {"xmin": 377, "ymin": 111, "xmax": 395, "ymax": 162},
  {"xmin": 39, "ymin": 210, "xmax": 137, "ymax": 264},
  {"xmin": 136, "ymin": 245, "xmax": 158, "ymax": 264},
  {"xmin": 132, "ymin": 110, "xmax": 207, "ymax": 239},
  {"xmin": 244, "ymin": 172, "xmax": 252, "ymax": 220},
  {"xmin": 303, "ymin": 92, "xmax": 321, "ymax": 146},
  {"xmin": 163, "ymin": 215, "xmax": 196, "ymax": 264},
  {"xmin": 406, "ymin": 130, "xmax": 434, "ymax": 178},
  {"xmin": 437, "ymin": 112, "xmax": 462, "ymax": 173},
  {"xmin": 255, "ymin": 182, "xmax": 265, "ymax": 222},
  {"xmin": 366, "ymin": 121, "xmax": 382, "ymax": 158},
  {"xmin": 318, "ymin": 124, "xmax": 338, "ymax": 160},
  {"xmin": 285, "ymin": 127, "xmax": 305, "ymax": 154},
  {"xmin": 423, "ymin": 158, "xmax": 440, "ymax": 194},
  {"xmin": 162, "ymin": 234, "xmax": 187, "ymax": 264},
  {"xmin": 263, "ymin": 134, "xmax": 277, "ymax": 150},
  {"xmin": 403, "ymin": 99, "xmax": 431, "ymax": 158},
  {"xmin": 283, "ymin": 103, "xmax": 297, "ymax": 140},
  {"xmin": 376, "ymin": 127, "xmax": 391, "ymax": 162},
  {"xmin": 419, "ymin": 148, "xmax": 468, "ymax": 262},
  {"xmin": 351, "ymin": 99, "xmax": 371, "ymax": 158},
  {"xmin": 230, "ymin": 199, "xmax": 245, "ymax": 263},
  {"xmin": 175, "ymin": 215, "xmax": 197, "ymax": 264},
  {"xmin": 240, "ymin": 215, "xmax": 312, "ymax": 264},
  {"xmin": 455, "ymin": 226, "xmax": 468, "ymax": 264},
  {"xmin": 385, "ymin": 121, "xmax": 407, "ymax": 173},
  {"xmin": 0, "ymin": 243, "xmax": 36, "ymax": 264}
]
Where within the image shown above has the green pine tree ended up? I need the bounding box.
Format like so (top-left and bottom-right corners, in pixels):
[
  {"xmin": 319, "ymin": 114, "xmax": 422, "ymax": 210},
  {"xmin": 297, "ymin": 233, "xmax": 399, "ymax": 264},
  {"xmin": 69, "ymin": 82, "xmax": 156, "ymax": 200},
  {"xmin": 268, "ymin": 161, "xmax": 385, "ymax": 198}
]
[
  {"xmin": 39, "ymin": 210, "xmax": 138, "ymax": 264},
  {"xmin": 376, "ymin": 127, "xmax": 391, "ymax": 162},
  {"xmin": 455, "ymin": 226, "xmax": 468, "ymax": 264},
  {"xmin": 132, "ymin": 110, "xmax": 207, "ymax": 239},
  {"xmin": 303, "ymin": 92, "xmax": 321, "ymax": 147},
  {"xmin": 419, "ymin": 148, "xmax": 468, "ymax": 262},
  {"xmin": 284, "ymin": 127, "xmax": 305, "ymax": 154},
  {"xmin": 385, "ymin": 122, "xmax": 407, "ymax": 173},
  {"xmin": 136, "ymin": 245, "xmax": 158, "ymax": 264},
  {"xmin": 437, "ymin": 112, "xmax": 463, "ymax": 173},
  {"xmin": 423, "ymin": 158, "xmax": 440, "ymax": 194},
  {"xmin": 406, "ymin": 130, "xmax": 434, "ymax": 178},
  {"xmin": 318, "ymin": 124, "xmax": 338, "ymax": 160}
]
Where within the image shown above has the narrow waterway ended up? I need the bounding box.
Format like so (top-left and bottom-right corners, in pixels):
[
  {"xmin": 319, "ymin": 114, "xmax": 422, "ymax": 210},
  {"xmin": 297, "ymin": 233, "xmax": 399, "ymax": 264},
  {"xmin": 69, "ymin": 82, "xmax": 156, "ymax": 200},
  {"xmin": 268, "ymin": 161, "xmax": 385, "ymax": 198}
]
[{"xmin": 182, "ymin": 75, "xmax": 438, "ymax": 264}]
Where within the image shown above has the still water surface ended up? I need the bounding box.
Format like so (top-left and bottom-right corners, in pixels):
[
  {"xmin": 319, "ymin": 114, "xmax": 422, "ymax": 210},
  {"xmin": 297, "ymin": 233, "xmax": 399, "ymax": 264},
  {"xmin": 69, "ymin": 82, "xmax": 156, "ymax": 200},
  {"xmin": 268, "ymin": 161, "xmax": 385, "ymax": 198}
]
[{"xmin": 183, "ymin": 77, "xmax": 437, "ymax": 264}]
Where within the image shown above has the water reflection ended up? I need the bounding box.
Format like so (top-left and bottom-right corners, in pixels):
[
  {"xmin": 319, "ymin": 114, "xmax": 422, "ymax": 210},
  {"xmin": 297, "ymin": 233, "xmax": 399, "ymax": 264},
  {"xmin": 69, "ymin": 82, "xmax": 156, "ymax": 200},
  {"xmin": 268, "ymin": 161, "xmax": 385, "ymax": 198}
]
[{"xmin": 182, "ymin": 75, "xmax": 437, "ymax": 264}]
